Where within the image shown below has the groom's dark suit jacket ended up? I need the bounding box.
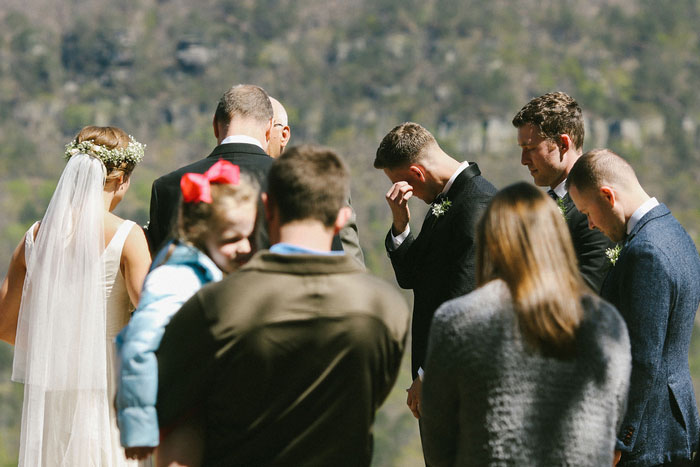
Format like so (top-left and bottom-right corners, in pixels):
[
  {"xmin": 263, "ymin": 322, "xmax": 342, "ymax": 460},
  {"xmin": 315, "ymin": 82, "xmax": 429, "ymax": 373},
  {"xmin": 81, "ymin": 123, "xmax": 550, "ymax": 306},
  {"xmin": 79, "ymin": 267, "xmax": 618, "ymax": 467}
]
[
  {"xmin": 385, "ymin": 163, "xmax": 496, "ymax": 378},
  {"xmin": 146, "ymin": 142, "xmax": 274, "ymax": 253},
  {"xmin": 602, "ymin": 204, "xmax": 700, "ymax": 466},
  {"xmin": 560, "ymin": 191, "xmax": 615, "ymax": 292}
]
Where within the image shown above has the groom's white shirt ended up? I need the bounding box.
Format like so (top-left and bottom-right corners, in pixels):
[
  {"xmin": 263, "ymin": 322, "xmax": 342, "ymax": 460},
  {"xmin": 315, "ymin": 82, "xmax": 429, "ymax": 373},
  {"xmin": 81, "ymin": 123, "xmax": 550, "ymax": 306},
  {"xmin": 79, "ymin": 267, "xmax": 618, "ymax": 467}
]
[
  {"xmin": 389, "ymin": 161, "xmax": 470, "ymax": 250},
  {"xmin": 220, "ymin": 134, "xmax": 265, "ymax": 149}
]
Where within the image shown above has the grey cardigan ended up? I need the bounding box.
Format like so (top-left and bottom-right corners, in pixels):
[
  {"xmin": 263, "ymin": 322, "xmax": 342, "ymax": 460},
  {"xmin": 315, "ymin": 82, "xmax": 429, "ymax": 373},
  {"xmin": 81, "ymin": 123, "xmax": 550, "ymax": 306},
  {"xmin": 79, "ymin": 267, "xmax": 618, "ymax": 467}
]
[{"xmin": 422, "ymin": 280, "xmax": 631, "ymax": 466}]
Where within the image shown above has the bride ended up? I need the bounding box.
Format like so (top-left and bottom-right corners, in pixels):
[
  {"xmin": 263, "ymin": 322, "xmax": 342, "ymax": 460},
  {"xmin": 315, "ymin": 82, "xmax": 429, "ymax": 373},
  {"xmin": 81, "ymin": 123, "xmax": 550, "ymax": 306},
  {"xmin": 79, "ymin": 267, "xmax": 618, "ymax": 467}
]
[{"xmin": 0, "ymin": 126, "xmax": 152, "ymax": 466}]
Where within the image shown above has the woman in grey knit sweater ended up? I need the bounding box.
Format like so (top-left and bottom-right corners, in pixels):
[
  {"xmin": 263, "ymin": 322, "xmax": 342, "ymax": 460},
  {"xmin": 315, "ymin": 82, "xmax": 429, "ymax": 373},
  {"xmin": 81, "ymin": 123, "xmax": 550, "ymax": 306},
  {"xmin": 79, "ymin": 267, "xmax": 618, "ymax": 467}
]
[{"xmin": 421, "ymin": 182, "xmax": 631, "ymax": 466}]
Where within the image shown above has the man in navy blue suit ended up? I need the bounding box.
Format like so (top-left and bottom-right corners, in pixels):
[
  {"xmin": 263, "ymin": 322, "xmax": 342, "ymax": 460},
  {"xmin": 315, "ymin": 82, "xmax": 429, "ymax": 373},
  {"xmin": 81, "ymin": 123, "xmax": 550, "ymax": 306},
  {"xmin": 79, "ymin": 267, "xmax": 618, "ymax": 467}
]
[{"xmin": 568, "ymin": 148, "xmax": 700, "ymax": 467}]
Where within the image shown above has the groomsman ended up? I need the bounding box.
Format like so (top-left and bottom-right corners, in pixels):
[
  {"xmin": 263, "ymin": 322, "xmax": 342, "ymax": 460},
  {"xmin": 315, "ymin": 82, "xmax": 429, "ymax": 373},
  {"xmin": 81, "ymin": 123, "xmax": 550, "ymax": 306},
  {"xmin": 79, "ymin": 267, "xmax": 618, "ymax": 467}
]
[
  {"xmin": 567, "ymin": 149, "xmax": 700, "ymax": 467},
  {"xmin": 146, "ymin": 84, "xmax": 274, "ymax": 253},
  {"xmin": 374, "ymin": 122, "xmax": 496, "ymax": 419},
  {"xmin": 269, "ymin": 96, "xmax": 365, "ymax": 267},
  {"xmin": 512, "ymin": 92, "xmax": 614, "ymax": 291},
  {"xmin": 156, "ymin": 145, "xmax": 409, "ymax": 466}
]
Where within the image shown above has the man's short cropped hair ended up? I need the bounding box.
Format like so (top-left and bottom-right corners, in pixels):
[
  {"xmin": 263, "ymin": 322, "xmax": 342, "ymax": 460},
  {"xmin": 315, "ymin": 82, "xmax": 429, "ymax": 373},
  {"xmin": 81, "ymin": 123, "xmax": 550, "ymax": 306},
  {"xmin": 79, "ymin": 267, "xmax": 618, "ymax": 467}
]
[
  {"xmin": 566, "ymin": 148, "xmax": 638, "ymax": 193},
  {"xmin": 267, "ymin": 145, "xmax": 349, "ymax": 228},
  {"xmin": 374, "ymin": 122, "xmax": 437, "ymax": 169},
  {"xmin": 214, "ymin": 84, "xmax": 273, "ymax": 126},
  {"xmin": 512, "ymin": 92, "xmax": 584, "ymax": 150}
]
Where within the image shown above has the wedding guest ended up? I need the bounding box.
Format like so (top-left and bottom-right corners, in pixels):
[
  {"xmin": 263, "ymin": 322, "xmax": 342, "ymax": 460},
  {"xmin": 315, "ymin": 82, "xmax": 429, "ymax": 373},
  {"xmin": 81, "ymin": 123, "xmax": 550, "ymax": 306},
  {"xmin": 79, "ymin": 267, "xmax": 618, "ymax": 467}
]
[
  {"xmin": 421, "ymin": 182, "xmax": 631, "ymax": 466},
  {"xmin": 146, "ymin": 84, "xmax": 274, "ymax": 253},
  {"xmin": 567, "ymin": 149, "xmax": 700, "ymax": 467},
  {"xmin": 269, "ymin": 96, "xmax": 365, "ymax": 267},
  {"xmin": 156, "ymin": 145, "xmax": 409, "ymax": 466},
  {"xmin": 116, "ymin": 160, "xmax": 258, "ymax": 464},
  {"xmin": 512, "ymin": 91, "xmax": 614, "ymax": 291},
  {"xmin": 0, "ymin": 126, "xmax": 151, "ymax": 466},
  {"xmin": 374, "ymin": 122, "xmax": 496, "ymax": 423}
]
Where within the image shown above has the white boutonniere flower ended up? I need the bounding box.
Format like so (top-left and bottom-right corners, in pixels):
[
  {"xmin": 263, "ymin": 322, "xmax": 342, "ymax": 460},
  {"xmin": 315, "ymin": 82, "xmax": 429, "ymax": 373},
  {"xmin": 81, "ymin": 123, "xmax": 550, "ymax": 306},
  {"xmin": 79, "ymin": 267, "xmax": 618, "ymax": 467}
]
[
  {"xmin": 606, "ymin": 244, "xmax": 622, "ymax": 265},
  {"xmin": 431, "ymin": 198, "xmax": 452, "ymax": 218}
]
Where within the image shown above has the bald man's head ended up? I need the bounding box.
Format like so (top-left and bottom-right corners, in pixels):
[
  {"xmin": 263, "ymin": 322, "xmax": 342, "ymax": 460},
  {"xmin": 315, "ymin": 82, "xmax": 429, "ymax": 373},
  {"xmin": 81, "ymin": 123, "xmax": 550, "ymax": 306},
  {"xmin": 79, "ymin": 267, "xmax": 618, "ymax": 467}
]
[{"xmin": 269, "ymin": 97, "xmax": 291, "ymax": 158}]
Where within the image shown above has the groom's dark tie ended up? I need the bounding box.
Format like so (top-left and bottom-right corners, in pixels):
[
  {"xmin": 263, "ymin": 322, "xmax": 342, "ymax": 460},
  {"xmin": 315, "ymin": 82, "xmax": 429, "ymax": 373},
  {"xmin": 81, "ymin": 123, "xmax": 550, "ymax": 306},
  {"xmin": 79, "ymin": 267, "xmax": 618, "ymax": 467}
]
[{"xmin": 547, "ymin": 189, "xmax": 558, "ymax": 200}]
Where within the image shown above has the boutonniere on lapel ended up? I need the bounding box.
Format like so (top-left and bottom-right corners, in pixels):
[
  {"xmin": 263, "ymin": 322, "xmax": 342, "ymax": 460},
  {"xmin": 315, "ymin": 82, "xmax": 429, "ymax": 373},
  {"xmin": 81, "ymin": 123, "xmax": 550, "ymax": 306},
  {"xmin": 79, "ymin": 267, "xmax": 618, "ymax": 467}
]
[
  {"xmin": 556, "ymin": 198, "xmax": 568, "ymax": 219},
  {"xmin": 431, "ymin": 198, "xmax": 452, "ymax": 218},
  {"xmin": 605, "ymin": 244, "xmax": 622, "ymax": 266}
]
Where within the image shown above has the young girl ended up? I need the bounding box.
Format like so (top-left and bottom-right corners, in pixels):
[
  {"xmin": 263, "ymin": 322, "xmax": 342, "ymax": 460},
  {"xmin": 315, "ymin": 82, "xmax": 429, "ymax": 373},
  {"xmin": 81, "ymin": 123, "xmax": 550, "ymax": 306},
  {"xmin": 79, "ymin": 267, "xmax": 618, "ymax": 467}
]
[{"xmin": 115, "ymin": 160, "xmax": 259, "ymax": 465}]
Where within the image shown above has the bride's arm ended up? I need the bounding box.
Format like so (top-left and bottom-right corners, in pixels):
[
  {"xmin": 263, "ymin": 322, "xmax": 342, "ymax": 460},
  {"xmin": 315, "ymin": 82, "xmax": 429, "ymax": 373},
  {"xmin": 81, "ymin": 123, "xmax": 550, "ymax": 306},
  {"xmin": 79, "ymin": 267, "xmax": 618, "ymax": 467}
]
[
  {"xmin": 121, "ymin": 226, "xmax": 152, "ymax": 307},
  {"xmin": 0, "ymin": 235, "xmax": 28, "ymax": 345}
]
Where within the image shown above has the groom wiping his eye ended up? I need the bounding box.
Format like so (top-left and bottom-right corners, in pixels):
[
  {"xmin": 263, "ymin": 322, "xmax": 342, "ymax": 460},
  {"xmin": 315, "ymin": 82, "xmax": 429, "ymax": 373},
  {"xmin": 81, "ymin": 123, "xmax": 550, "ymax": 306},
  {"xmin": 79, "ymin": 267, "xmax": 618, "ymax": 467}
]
[{"xmin": 374, "ymin": 122, "xmax": 496, "ymax": 456}]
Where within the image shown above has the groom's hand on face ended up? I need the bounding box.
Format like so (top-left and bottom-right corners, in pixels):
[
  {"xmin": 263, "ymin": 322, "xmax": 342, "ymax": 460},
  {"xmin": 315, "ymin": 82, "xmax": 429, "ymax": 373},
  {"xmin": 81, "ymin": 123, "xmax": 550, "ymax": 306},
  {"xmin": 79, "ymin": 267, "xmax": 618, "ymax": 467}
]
[{"xmin": 386, "ymin": 181, "xmax": 413, "ymax": 235}]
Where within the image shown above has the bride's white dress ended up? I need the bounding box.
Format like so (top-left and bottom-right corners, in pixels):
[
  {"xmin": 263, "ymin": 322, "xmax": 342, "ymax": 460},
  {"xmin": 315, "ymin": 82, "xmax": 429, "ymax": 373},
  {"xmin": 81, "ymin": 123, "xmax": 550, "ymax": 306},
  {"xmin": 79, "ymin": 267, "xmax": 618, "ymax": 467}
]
[{"xmin": 22, "ymin": 219, "xmax": 149, "ymax": 466}]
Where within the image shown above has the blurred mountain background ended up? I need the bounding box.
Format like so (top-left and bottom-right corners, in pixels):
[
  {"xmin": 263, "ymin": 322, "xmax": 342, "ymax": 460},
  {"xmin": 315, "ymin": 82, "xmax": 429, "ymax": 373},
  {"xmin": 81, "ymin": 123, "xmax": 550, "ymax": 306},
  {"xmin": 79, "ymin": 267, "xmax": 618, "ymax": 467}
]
[{"xmin": 1, "ymin": 0, "xmax": 700, "ymax": 464}]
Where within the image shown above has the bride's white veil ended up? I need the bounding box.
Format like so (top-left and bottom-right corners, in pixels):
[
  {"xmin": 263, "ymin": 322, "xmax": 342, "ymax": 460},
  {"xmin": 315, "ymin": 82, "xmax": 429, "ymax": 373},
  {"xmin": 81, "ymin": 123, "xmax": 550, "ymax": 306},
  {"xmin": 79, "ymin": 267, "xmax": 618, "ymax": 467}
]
[{"xmin": 12, "ymin": 152, "xmax": 115, "ymax": 465}]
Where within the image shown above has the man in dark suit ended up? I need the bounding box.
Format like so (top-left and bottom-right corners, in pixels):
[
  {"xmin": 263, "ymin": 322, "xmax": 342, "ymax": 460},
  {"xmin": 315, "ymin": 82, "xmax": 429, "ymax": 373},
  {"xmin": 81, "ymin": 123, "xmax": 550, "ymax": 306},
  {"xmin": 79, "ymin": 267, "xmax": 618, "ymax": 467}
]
[
  {"xmin": 513, "ymin": 92, "xmax": 614, "ymax": 291},
  {"xmin": 568, "ymin": 149, "xmax": 700, "ymax": 467},
  {"xmin": 146, "ymin": 84, "xmax": 275, "ymax": 253},
  {"xmin": 374, "ymin": 122, "xmax": 497, "ymax": 421},
  {"xmin": 156, "ymin": 145, "xmax": 409, "ymax": 466}
]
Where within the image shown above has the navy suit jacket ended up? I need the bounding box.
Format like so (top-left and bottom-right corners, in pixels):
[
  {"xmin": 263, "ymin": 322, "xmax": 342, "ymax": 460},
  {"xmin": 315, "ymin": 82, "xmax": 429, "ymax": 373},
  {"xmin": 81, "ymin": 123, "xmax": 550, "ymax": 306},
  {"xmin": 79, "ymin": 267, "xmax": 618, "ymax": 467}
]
[
  {"xmin": 385, "ymin": 163, "xmax": 496, "ymax": 378},
  {"xmin": 601, "ymin": 204, "xmax": 700, "ymax": 466}
]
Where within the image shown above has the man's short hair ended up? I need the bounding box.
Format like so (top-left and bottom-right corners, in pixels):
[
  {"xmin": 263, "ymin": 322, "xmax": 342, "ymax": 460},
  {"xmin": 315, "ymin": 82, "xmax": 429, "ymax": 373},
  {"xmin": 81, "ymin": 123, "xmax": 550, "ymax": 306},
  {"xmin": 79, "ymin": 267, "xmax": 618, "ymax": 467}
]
[
  {"xmin": 566, "ymin": 148, "xmax": 638, "ymax": 193},
  {"xmin": 512, "ymin": 92, "xmax": 584, "ymax": 150},
  {"xmin": 214, "ymin": 84, "xmax": 273, "ymax": 126},
  {"xmin": 267, "ymin": 145, "xmax": 349, "ymax": 228},
  {"xmin": 374, "ymin": 122, "xmax": 437, "ymax": 169}
]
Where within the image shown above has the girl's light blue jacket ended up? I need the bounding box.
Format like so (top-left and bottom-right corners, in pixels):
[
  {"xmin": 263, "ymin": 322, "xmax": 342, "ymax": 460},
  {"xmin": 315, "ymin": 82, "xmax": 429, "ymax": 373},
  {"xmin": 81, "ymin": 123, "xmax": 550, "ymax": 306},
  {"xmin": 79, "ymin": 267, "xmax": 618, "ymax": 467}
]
[{"xmin": 115, "ymin": 242, "xmax": 222, "ymax": 447}]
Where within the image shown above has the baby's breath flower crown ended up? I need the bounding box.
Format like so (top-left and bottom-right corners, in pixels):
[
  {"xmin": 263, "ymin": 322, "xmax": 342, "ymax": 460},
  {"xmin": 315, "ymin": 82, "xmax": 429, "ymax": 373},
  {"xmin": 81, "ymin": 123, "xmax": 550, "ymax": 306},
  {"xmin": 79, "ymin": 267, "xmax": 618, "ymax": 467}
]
[{"xmin": 64, "ymin": 135, "xmax": 145, "ymax": 166}]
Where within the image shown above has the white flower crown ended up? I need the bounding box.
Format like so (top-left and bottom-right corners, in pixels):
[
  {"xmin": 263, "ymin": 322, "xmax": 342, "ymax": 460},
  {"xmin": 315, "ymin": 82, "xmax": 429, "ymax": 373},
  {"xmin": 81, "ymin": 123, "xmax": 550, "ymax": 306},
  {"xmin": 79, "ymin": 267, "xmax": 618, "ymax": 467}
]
[{"xmin": 64, "ymin": 135, "xmax": 145, "ymax": 165}]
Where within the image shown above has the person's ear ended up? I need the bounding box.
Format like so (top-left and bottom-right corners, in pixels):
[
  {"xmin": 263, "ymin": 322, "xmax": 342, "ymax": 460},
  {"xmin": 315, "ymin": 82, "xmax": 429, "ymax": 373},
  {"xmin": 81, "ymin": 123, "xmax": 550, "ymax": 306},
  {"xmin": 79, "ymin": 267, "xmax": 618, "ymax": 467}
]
[
  {"xmin": 281, "ymin": 125, "xmax": 291, "ymax": 148},
  {"xmin": 261, "ymin": 192, "xmax": 272, "ymax": 224},
  {"xmin": 558, "ymin": 134, "xmax": 572, "ymax": 155},
  {"xmin": 408, "ymin": 164, "xmax": 426, "ymax": 182},
  {"xmin": 265, "ymin": 118, "xmax": 273, "ymax": 143},
  {"xmin": 600, "ymin": 186, "xmax": 616, "ymax": 207},
  {"xmin": 333, "ymin": 206, "xmax": 352, "ymax": 235},
  {"xmin": 213, "ymin": 115, "xmax": 220, "ymax": 140}
]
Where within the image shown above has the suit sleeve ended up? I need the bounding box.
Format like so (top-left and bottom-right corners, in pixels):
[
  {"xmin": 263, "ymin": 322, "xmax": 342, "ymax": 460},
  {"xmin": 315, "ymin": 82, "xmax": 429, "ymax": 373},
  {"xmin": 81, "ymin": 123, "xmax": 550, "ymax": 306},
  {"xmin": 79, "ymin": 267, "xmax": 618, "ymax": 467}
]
[
  {"xmin": 422, "ymin": 305, "xmax": 460, "ymax": 466},
  {"xmin": 156, "ymin": 291, "xmax": 216, "ymax": 432},
  {"xmin": 613, "ymin": 242, "xmax": 672, "ymax": 452},
  {"xmin": 339, "ymin": 197, "xmax": 365, "ymax": 268},
  {"xmin": 385, "ymin": 230, "xmax": 417, "ymax": 289},
  {"xmin": 147, "ymin": 181, "xmax": 164, "ymax": 254}
]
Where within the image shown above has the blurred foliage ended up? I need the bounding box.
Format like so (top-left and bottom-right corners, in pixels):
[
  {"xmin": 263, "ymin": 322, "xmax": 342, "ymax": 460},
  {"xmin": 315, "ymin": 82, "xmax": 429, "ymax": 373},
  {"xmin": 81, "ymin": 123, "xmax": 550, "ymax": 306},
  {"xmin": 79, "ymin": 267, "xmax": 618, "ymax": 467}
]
[{"xmin": 1, "ymin": 0, "xmax": 700, "ymax": 464}]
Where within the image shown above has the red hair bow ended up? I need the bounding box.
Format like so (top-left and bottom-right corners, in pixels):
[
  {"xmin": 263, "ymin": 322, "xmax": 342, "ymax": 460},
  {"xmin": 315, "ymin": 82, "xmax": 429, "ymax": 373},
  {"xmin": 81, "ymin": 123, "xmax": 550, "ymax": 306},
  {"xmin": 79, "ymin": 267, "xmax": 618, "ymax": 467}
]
[{"xmin": 181, "ymin": 160, "xmax": 241, "ymax": 203}]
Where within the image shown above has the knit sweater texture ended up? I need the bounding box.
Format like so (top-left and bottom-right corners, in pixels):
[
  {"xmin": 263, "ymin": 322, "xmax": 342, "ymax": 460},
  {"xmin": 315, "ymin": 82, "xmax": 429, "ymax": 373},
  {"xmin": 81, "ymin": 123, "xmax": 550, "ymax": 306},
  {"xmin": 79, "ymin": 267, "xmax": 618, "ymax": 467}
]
[{"xmin": 422, "ymin": 279, "xmax": 631, "ymax": 466}]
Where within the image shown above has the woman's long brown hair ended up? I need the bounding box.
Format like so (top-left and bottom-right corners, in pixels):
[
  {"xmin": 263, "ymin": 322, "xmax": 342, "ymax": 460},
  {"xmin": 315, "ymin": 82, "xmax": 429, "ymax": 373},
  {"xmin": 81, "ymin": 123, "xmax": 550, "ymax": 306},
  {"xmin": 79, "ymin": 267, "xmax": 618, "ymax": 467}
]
[{"xmin": 476, "ymin": 182, "xmax": 585, "ymax": 355}]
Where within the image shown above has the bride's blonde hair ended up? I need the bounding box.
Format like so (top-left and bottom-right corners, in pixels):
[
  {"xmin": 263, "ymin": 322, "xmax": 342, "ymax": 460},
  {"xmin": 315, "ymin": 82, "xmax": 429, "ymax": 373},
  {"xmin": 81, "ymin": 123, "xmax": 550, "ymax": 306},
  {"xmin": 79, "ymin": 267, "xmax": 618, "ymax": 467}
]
[{"xmin": 477, "ymin": 182, "xmax": 585, "ymax": 356}]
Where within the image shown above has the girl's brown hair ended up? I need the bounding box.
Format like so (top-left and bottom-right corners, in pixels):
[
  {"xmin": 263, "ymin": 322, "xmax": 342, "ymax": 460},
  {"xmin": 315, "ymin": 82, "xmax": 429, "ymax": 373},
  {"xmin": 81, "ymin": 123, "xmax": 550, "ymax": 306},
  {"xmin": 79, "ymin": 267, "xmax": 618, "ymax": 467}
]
[
  {"xmin": 176, "ymin": 174, "xmax": 259, "ymax": 252},
  {"xmin": 477, "ymin": 182, "xmax": 585, "ymax": 355}
]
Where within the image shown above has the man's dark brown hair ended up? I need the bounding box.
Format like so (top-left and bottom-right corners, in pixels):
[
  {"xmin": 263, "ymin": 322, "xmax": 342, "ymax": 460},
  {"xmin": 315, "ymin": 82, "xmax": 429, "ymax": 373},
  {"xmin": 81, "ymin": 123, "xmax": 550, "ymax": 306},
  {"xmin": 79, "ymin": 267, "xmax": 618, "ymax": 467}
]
[
  {"xmin": 267, "ymin": 145, "xmax": 349, "ymax": 228},
  {"xmin": 214, "ymin": 84, "xmax": 273, "ymax": 126},
  {"xmin": 374, "ymin": 122, "xmax": 437, "ymax": 169},
  {"xmin": 512, "ymin": 92, "xmax": 584, "ymax": 150}
]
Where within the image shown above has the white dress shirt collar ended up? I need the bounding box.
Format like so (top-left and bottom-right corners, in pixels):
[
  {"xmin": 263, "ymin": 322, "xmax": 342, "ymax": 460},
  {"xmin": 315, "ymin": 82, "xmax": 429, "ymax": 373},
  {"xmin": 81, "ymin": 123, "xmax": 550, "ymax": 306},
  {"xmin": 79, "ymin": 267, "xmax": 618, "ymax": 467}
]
[
  {"xmin": 552, "ymin": 178, "xmax": 568, "ymax": 199},
  {"xmin": 219, "ymin": 134, "xmax": 265, "ymax": 150},
  {"xmin": 627, "ymin": 197, "xmax": 659, "ymax": 235}
]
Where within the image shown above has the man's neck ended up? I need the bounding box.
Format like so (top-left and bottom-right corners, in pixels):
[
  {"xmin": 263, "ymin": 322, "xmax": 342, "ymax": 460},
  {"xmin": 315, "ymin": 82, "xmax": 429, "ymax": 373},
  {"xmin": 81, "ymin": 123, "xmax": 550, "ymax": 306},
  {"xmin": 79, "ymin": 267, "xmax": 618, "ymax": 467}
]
[
  {"xmin": 274, "ymin": 221, "xmax": 335, "ymax": 252},
  {"xmin": 424, "ymin": 154, "xmax": 462, "ymax": 200}
]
